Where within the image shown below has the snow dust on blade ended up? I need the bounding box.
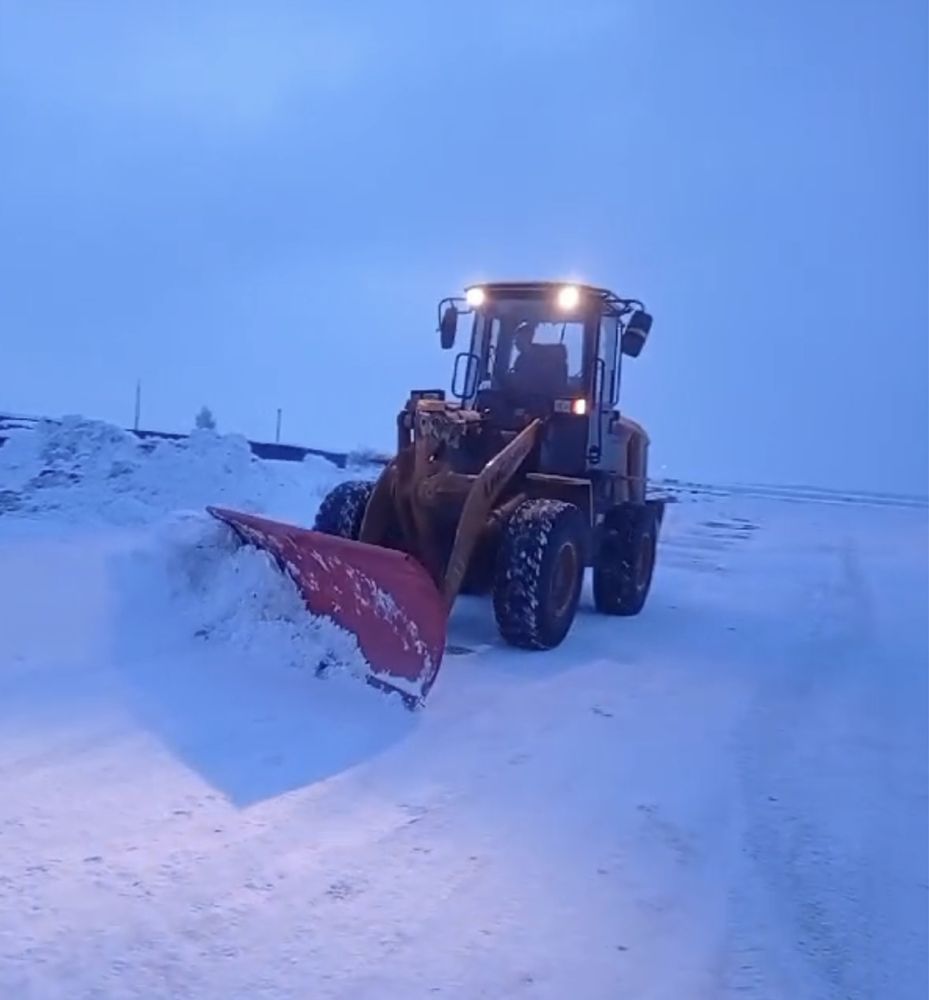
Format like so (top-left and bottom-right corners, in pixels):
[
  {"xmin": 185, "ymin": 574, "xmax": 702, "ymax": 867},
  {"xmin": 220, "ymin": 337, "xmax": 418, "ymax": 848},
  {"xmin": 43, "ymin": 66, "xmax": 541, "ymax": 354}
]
[{"xmin": 206, "ymin": 506, "xmax": 447, "ymax": 707}]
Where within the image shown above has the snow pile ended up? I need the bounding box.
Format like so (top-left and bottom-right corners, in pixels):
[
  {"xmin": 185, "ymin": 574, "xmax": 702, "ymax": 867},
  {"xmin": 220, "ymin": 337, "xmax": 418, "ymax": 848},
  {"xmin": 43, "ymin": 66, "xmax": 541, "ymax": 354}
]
[
  {"xmin": 0, "ymin": 415, "xmax": 353, "ymax": 526},
  {"xmin": 0, "ymin": 414, "xmax": 393, "ymax": 696},
  {"xmin": 118, "ymin": 509, "xmax": 379, "ymax": 697}
]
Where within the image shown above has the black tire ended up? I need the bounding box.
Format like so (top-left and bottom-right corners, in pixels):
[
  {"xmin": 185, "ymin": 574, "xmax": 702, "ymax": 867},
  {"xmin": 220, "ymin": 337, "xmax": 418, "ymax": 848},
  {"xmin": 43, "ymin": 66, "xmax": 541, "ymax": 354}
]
[
  {"xmin": 492, "ymin": 499, "xmax": 587, "ymax": 649},
  {"xmin": 313, "ymin": 480, "xmax": 375, "ymax": 539},
  {"xmin": 593, "ymin": 503, "xmax": 659, "ymax": 616}
]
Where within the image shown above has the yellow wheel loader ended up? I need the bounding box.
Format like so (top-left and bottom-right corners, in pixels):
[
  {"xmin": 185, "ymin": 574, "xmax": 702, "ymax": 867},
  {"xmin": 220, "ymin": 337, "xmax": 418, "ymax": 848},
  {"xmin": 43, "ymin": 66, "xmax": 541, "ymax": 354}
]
[{"xmin": 209, "ymin": 281, "xmax": 664, "ymax": 707}]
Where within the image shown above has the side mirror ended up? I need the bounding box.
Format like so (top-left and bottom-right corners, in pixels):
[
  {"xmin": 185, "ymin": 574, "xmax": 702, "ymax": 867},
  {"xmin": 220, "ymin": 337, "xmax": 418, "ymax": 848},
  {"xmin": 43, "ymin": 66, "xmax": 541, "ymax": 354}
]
[
  {"xmin": 439, "ymin": 304, "xmax": 459, "ymax": 350},
  {"xmin": 621, "ymin": 309, "xmax": 652, "ymax": 358}
]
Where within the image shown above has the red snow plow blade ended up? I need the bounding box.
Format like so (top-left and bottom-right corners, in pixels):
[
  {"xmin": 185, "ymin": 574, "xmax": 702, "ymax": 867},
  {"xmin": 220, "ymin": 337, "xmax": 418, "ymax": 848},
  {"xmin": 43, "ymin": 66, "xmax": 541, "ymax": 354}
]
[{"xmin": 207, "ymin": 506, "xmax": 447, "ymax": 707}]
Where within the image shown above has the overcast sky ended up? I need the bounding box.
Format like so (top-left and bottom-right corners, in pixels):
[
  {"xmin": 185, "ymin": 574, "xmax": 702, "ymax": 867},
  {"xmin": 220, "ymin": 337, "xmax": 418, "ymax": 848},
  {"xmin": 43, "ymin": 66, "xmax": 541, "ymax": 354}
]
[{"xmin": 1, "ymin": 0, "xmax": 926, "ymax": 494}]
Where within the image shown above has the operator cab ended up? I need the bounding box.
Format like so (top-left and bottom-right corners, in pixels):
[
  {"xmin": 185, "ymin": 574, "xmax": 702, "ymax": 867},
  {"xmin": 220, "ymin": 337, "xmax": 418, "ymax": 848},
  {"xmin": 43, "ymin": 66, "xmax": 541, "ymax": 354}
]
[
  {"xmin": 438, "ymin": 281, "xmax": 653, "ymax": 476},
  {"xmin": 442, "ymin": 283, "xmax": 593, "ymax": 417},
  {"xmin": 483, "ymin": 312, "xmax": 586, "ymax": 410}
]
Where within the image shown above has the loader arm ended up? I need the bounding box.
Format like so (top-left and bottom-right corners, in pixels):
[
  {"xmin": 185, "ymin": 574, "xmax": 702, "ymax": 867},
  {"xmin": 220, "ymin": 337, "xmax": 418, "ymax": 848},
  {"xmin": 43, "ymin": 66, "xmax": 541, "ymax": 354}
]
[{"xmin": 357, "ymin": 456, "xmax": 401, "ymax": 546}]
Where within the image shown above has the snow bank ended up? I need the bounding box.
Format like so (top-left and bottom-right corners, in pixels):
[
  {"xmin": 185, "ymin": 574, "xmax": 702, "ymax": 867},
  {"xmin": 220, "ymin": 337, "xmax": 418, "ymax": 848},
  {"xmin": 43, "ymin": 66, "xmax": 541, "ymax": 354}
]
[
  {"xmin": 0, "ymin": 415, "xmax": 389, "ymax": 695},
  {"xmin": 118, "ymin": 509, "xmax": 381, "ymax": 697},
  {"xmin": 0, "ymin": 415, "xmax": 353, "ymax": 526}
]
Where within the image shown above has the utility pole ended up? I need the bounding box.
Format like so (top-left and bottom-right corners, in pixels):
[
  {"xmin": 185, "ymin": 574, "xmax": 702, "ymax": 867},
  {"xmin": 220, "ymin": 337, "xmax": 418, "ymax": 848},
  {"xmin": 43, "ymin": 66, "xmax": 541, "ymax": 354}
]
[
  {"xmin": 275, "ymin": 408, "xmax": 282, "ymax": 443},
  {"xmin": 133, "ymin": 380, "xmax": 142, "ymax": 431}
]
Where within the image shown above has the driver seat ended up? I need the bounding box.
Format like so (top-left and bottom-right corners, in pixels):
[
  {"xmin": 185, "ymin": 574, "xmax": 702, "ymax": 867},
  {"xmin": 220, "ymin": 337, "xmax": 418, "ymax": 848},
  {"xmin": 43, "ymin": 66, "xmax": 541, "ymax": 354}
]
[{"xmin": 509, "ymin": 342, "xmax": 569, "ymax": 398}]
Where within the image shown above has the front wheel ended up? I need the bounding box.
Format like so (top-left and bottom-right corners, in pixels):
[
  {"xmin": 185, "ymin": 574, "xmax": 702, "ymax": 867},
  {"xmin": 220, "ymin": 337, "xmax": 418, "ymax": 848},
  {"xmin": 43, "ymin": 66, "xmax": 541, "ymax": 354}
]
[
  {"xmin": 492, "ymin": 499, "xmax": 587, "ymax": 649},
  {"xmin": 313, "ymin": 480, "xmax": 375, "ymax": 539}
]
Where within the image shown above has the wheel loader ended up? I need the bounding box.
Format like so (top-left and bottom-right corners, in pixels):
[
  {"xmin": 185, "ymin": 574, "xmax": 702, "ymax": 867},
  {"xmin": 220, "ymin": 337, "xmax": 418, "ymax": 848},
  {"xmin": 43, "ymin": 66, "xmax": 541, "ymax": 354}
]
[{"xmin": 208, "ymin": 281, "xmax": 664, "ymax": 707}]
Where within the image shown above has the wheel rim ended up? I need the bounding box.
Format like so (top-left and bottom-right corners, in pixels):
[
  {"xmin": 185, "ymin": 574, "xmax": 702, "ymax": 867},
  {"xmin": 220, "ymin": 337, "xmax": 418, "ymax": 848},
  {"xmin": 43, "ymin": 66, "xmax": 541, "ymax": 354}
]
[{"xmin": 550, "ymin": 541, "xmax": 580, "ymax": 618}]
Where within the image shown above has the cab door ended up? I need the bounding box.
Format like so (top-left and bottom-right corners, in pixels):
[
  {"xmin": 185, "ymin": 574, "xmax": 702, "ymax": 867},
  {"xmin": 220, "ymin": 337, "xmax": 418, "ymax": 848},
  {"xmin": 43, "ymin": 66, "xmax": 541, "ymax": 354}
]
[{"xmin": 587, "ymin": 313, "xmax": 621, "ymax": 471}]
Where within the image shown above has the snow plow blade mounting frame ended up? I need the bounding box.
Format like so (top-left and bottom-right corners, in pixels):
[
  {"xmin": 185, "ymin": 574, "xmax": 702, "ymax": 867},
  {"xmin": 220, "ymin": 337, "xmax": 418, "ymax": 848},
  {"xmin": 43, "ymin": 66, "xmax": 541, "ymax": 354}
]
[{"xmin": 207, "ymin": 506, "xmax": 447, "ymax": 708}]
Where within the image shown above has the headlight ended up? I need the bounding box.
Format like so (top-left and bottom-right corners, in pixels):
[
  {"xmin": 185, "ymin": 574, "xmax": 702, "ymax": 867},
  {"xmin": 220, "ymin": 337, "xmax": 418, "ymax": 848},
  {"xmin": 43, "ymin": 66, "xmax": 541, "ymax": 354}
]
[
  {"xmin": 557, "ymin": 284, "xmax": 580, "ymax": 310},
  {"xmin": 465, "ymin": 286, "xmax": 485, "ymax": 307}
]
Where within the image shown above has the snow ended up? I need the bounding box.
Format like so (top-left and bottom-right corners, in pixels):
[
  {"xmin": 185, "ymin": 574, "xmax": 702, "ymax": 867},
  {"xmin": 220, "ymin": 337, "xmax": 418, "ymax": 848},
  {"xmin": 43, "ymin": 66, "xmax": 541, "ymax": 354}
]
[
  {"xmin": 0, "ymin": 418, "xmax": 927, "ymax": 999},
  {"xmin": 0, "ymin": 415, "xmax": 347, "ymax": 526}
]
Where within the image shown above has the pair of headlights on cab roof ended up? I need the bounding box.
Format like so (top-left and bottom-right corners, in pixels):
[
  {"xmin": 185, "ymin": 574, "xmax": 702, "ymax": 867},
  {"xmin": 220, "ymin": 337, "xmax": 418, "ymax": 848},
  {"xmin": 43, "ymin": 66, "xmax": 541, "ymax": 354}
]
[{"xmin": 465, "ymin": 285, "xmax": 581, "ymax": 311}]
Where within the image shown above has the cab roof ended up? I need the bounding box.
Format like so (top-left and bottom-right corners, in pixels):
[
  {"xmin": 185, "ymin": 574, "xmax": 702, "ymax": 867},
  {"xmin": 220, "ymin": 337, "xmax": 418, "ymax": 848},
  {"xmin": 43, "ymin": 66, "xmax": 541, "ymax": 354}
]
[{"xmin": 464, "ymin": 281, "xmax": 641, "ymax": 316}]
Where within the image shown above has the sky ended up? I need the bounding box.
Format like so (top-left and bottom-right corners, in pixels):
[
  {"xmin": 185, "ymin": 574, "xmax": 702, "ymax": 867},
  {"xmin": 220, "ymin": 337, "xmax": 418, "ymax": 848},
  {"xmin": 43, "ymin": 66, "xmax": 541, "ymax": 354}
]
[{"xmin": 1, "ymin": 0, "xmax": 926, "ymax": 495}]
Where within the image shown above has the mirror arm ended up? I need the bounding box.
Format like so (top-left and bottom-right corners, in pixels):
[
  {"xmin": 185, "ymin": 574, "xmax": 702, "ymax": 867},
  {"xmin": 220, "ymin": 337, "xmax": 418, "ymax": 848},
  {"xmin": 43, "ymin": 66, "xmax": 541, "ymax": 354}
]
[{"xmin": 436, "ymin": 296, "xmax": 471, "ymax": 330}]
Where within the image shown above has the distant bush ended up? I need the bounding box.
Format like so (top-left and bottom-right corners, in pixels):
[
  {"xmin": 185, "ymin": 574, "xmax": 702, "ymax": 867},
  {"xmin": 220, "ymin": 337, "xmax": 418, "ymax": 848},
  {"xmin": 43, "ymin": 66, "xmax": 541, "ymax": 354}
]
[{"xmin": 194, "ymin": 406, "xmax": 217, "ymax": 432}]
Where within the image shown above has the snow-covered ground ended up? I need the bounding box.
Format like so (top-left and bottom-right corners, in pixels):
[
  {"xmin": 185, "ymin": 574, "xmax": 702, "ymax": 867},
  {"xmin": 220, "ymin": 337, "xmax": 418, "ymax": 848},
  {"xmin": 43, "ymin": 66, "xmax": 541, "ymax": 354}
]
[{"xmin": 1, "ymin": 419, "xmax": 926, "ymax": 999}]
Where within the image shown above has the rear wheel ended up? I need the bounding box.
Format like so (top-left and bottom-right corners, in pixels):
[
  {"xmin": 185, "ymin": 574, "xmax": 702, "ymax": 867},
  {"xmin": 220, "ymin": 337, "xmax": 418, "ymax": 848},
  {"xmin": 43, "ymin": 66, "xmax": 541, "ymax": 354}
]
[
  {"xmin": 313, "ymin": 480, "xmax": 375, "ymax": 539},
  {"xmin": 492, "ymin": 499, "xmax": 586, "ymax": 649},
  {"xmin": 593, "ymin": 503, "xmax": 659, "ymax": 616}
]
